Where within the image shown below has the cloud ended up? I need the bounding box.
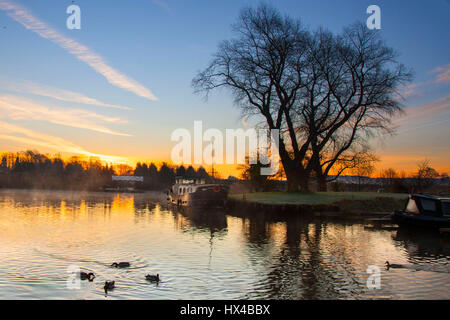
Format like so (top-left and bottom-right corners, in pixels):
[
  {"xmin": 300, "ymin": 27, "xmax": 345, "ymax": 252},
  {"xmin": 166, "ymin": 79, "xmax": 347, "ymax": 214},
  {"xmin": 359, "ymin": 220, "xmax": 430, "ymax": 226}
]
[
  {"xmin": 0, "ymin": 95, "xmax": 132, "ymax": 136},
  {"xmin": 0, "ymin": 0, "xmax": 158, "ymax": 101},
  {"xmin": 0, "ymin": 120, "xmax": 126, "ymax": 162},
  {"xmin": 398, "ymin": 83, "xmax": 423, "ymax": 100},
  {"xmin": 431, "ymin": 64, "xmax": 450, "ymax": 83},
  {"xmin": 401, "ymin": 95, "xmax": 450, "ymax": 123},
  {"xmin": 152, "ymin": 0, "xmax": 171, "ymax": 13},
  {"xmin": 393, "ymin": 95, "xmax": 450, "ymax": 134},
  {"xmin": 0, "ymin": 78, "xmax": 132, "ymax": 110}
]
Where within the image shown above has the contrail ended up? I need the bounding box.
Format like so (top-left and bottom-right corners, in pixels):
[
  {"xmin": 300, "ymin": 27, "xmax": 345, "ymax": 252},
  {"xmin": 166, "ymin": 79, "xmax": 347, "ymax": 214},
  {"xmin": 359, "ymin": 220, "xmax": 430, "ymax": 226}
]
[{"xmin": 0, "ymin": 0, "xmax": 158, "ymax": 101}]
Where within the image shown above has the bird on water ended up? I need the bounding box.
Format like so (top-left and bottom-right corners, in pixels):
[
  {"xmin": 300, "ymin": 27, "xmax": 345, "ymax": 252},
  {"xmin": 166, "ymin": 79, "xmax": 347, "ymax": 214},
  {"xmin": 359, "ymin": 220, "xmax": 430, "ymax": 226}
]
[
  {"xmin": 104, "ymin": 281, "xmax": 115, "ymax": 294},
  {"xmin": 145, "ymin": 274, "xmax": 160, "ymax": 282},
  {"xmin": 111, "ymin": 262, "xmax": 130, "ymax": 268},
  {"xmin": 385, "ymin": 261, "xmax": 403, "ymax": 270},
  {"xmin": 79, "ymin": 272, "xmax": 95, "ymax": 281}
]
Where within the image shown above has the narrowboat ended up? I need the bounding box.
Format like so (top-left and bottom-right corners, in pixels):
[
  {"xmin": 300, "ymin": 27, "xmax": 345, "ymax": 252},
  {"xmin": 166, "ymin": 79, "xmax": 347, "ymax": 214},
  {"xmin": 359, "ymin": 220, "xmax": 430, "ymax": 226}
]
[
  {"xmin": 392, "ymin": 194, "xmax": 450, "ymax": 228},
  {"xmin": 167, "ymin": 177, "xmax": 229, "ymax": 208}
]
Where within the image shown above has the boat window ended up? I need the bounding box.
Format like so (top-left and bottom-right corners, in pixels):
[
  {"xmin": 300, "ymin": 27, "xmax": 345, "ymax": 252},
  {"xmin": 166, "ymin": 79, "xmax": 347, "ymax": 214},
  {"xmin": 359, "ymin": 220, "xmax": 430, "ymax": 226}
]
[
  {"xmin": 405, "ymin": 199, "xmax": 420, "ymax": 214},
  {"xmin": 442, "ymin": 201, "xmax": 450, "ymax": 216},
  {"xmin": 420, "ymin": 199, "xmax": 436, "ymax": 212}
]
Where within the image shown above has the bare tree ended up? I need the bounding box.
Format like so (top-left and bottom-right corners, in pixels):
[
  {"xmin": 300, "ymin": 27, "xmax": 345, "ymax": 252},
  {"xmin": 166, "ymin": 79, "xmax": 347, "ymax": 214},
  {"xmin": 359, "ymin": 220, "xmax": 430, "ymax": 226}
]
[
  {"xmin": 297, "ymin": 25, "xmax": 412, "ymax": 191},
  {"xmin": 193, "ymin": 4, "xmax": 411, "ymax": 191},
  {"xmin": 347, "ymin": 148, "xmax": 379, "ymax": 191},
  {"xmin": 415, "ymin": 159, "xmax": 439, "ymax": 192},
  {"xmin": 193, "ymin": 4, "xmax": 313, "ymax": 191},
  {"xmin": 380, "ymin": 168, "xmax": 398, "ymax": 188}
]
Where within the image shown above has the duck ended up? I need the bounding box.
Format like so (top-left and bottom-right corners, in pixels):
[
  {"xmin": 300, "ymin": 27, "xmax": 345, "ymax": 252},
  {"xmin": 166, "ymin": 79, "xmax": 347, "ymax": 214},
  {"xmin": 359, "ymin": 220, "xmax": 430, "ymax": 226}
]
[
  {"xmin": 79, "ymin": 272, "xmax": 95, "ymax": 281},
  {"xmin": 145, "ymin": 274, "xmax": 160, "ymax": 282},
  {"xmin": 385, "ymin": 261, "xmax": 403, "ymax": 269},
  {"xmin": 104, "ymin": 281, "xmax": 115, "ymax": 294},
  {"xmin": 111, "ymin": 262, "xmax": 130, "ymax": 268}
]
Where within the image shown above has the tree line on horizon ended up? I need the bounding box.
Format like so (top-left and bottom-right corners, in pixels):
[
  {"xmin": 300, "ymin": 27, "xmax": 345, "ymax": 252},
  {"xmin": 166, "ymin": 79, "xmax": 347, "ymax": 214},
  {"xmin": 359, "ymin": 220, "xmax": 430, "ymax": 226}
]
[
  {"xmin": 375, "ymin": 160, "xmax": 447, "ymax": 194},
  {"xmin": 241, "ymin": 156, "xmax": 448, "ymax": 194},
  {"xmin": 0, "ymin": 150, "xmax": 447, "ymax": 194},
  {"xmin": 0, "ymin": 150, "xmax": 213, "ymax": 191}
]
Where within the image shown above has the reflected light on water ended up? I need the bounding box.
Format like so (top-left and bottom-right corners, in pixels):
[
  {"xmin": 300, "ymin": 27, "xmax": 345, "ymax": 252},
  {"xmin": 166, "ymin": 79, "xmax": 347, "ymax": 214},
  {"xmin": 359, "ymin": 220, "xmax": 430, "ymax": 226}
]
[{"xmin": 0, "ymin": 189, "xmax": 449, "ymax": 300}]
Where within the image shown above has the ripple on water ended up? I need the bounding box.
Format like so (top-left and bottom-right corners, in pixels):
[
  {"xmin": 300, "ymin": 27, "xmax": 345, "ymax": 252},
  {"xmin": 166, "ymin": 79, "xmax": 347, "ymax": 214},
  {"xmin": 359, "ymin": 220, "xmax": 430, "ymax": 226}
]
[{"xmin": 0, "ymin": 190, "xmax": 449, "ymax": 299}]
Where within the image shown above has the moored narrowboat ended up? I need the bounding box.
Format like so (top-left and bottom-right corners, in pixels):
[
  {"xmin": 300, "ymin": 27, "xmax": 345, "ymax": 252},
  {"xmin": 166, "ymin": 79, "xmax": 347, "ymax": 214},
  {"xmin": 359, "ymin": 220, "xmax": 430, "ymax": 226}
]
[
  {"xmin": 392, "ymin": 194, "xmax": 450, "ymax": 228},
  {"xmin": 167, "ymin": 177, "xmax": 229, "ymax": 208}
]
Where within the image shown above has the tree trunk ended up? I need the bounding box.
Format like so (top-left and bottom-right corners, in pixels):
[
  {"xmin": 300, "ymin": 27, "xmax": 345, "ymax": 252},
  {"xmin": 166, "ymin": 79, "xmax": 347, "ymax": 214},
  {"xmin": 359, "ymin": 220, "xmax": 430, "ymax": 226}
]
[
  {"xmin": 285, "ymin": 171, "xmax": 309, "ymax": 191},
  {"xmin": 317, "ymin": 174, "xmax": 327, "ymax": 192},
  {"xmin": 282, "ymin": 160, "xmax": 309, "ymax": 192},
  {"xmin": 310, "ymin": 154, "xmax": 327, "ymax": 192}
]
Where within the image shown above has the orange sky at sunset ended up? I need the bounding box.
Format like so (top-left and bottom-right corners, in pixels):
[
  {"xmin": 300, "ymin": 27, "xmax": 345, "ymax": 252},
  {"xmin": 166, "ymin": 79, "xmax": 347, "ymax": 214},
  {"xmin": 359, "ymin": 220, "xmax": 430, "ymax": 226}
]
[
  {"xmin": 1, "ymin": 147, "xmax": 448, "ymax": 179},
  {"xmin": 0, "ymin": 1, "xmax": 448, "ymax": 180}
]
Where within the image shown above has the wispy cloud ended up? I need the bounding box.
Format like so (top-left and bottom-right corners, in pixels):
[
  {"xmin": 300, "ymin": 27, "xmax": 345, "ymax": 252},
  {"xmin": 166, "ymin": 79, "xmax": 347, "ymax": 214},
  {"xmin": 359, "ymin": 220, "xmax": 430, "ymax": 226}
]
[
  {"xmin": 0, "ymin": 120, "xmax": 126, "ymax": 163},
  {"xmin": 0, "ymin": 0, "xmax": 158, "ymax": 101},
  {"xmin": 0, "ymin": 78, "xmax": 132, "ymax": 110},
  {"xmin": 431, "ymin": 64, "xmax": 450, "ymax": 83},
  {"xmin": 397, "ymin": 83, "xmax": 423, "ymax": 100},
  {"xmin": 393, "ymin": 95, "xmax": 450, "ymax": 134},
  {"xmin": 0, "ymin": 95, "xmax": 132, "ymax": 136},
  {"xmin": 153, "ymin": 0, "xmax": 172, "ymax": 13},
  {"xmin": 401, "ymin": 95, "xmax": 450, "ymax": 123}
]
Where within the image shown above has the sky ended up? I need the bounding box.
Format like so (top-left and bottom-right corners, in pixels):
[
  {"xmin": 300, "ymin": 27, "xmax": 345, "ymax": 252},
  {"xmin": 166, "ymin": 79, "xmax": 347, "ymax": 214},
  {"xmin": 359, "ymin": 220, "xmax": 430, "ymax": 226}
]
[{"xmin": 0, "ymin": 0, "xmax": 449, "ymax": 177}]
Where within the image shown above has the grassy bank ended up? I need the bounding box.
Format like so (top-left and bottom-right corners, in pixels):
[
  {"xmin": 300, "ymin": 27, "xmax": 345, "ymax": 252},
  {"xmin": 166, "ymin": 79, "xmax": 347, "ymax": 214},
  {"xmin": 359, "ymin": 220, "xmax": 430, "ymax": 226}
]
[{"xmin": 229, "ymin": 192, "xmax": 409, "ymax": 214}]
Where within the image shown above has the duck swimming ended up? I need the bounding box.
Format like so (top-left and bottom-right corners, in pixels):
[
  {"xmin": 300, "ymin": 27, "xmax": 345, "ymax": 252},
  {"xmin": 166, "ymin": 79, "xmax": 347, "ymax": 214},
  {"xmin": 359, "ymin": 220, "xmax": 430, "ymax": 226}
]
[
  {"xmin": 145, "ymin": 274, "xmax": 160, "ymax": 282},
  {"xmin": 111, "ymin": 262, "xmax": 130, "ymax": 268},
  {"xmin": 79, "ymin": 272, "xmax": 95, "ymax": 281},
  {"xmin": 104, "ymin": 281, "xmax": 115, "ymax": 294},
  {"xmin": 385, "ymin": 261, "xmax": 403, "ymax": 269}
]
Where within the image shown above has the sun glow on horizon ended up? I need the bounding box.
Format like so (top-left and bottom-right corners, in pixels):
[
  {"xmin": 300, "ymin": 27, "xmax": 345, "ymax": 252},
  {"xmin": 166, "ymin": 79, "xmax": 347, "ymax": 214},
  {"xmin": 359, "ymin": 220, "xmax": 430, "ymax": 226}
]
[{"xmin": 2, "ymin": 147, "xmax": 448, "ymax": 179}]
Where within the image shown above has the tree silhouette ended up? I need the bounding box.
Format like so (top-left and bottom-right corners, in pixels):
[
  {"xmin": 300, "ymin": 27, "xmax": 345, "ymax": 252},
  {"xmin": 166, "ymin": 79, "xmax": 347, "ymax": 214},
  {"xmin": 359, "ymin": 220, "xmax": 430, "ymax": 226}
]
[{"xmin": 193, "ymin": 4, "xmax": 411, "ymax": 191}]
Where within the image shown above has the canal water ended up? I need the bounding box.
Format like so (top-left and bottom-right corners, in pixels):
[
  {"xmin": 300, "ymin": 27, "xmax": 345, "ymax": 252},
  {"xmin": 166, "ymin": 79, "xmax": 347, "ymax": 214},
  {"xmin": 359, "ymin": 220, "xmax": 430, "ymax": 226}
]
[{"xmin": 0, "ymin": 189, "xmax": 448, "ymax": 299}]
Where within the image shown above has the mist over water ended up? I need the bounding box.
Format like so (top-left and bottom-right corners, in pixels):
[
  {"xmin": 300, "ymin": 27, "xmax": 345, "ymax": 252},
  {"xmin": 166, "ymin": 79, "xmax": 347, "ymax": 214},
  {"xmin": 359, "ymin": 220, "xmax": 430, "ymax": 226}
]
[{"xmin": 0, "ymin": 189, "xmax": 448, "ymax": 299}]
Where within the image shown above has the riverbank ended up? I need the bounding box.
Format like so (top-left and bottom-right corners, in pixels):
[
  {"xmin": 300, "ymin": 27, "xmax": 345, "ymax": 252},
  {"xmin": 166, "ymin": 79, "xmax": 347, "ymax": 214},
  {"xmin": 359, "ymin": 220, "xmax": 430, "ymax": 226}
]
[{"xmin": 228, "ymin": 192, "xmax": 408, "ymax": 217}]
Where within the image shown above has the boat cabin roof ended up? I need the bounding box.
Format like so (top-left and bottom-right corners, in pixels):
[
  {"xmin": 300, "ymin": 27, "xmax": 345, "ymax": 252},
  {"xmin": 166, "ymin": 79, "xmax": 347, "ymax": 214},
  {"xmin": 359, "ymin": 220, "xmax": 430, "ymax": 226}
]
[
  {"xmin": 174, "ymin": 177, "xmax": 207, "ymax": 185},
  {"xmin": 411, "ymin": 194, "xmax": 450, "ymax": 201},
  {"xmin": 170, "ymin": 183, "xmax": 228, "ymax": 196},
  {"xmin": 405, "ymin": 194, "xmax": 450, "ymax": 217}
]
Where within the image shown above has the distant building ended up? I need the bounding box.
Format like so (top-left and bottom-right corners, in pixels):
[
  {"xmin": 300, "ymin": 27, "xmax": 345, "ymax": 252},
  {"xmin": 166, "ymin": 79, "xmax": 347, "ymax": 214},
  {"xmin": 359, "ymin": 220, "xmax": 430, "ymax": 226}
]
[
  {"xmin": 104, "ymin": 175, "xmax": 145, "ymax": 192},
  {"xmin": 112, "ymin": 175, "xmax": 144, "ymax": 183}
]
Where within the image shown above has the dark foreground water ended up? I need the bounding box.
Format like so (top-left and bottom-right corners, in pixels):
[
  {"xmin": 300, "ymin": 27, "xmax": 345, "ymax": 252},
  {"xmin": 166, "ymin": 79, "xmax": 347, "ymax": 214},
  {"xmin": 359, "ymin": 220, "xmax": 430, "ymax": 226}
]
[{"xmin": 0, "ymin": 189, "xmax": 448, "ymax": 300}]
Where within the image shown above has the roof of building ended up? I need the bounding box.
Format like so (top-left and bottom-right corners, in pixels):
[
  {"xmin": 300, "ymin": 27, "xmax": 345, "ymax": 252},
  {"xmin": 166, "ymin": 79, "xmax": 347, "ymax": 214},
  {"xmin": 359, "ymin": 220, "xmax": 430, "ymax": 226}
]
[{"xmin": 112, "ymin": 175, "xmax": 144, "ymax": 182}]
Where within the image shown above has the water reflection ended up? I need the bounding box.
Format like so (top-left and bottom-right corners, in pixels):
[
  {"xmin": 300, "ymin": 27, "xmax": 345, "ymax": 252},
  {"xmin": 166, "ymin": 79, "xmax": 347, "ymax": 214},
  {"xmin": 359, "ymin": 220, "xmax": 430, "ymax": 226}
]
[
  {"xmin": 173, "ymin": 207, "xmax": 228, "ymax": 233},
  {"xmin": 0, "ymin": 190, "xmax": 448, "ymax": 300},
  {"xmin": 393, "ymin": 228, "xmax": 450, "ymax": 263}
]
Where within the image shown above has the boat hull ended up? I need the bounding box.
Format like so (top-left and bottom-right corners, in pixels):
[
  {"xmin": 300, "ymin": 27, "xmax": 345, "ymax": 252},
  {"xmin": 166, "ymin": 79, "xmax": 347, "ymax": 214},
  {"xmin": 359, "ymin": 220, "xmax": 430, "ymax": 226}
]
[
  {"xmin": 391, "ymin": 210, "xmax": 450, "ymax": 229},
  {"xmin": 169, "ymin": 187, "xmax": 229, "ymax": 208}
]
